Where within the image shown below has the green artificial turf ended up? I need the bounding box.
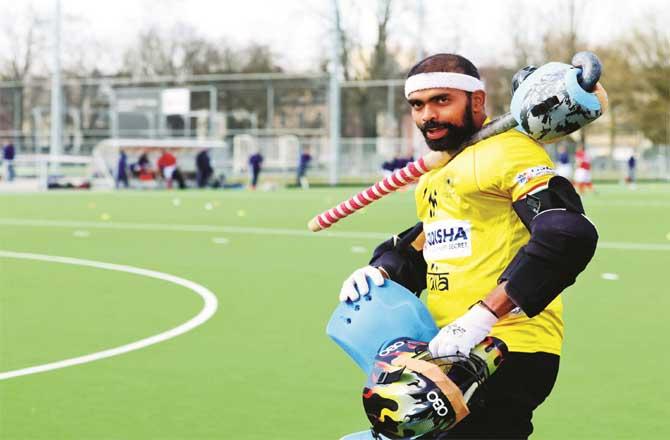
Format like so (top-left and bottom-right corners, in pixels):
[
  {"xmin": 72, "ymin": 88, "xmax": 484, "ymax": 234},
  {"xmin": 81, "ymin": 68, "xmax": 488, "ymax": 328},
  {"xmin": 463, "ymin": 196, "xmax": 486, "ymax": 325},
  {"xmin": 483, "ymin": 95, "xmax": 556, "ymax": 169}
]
[{"xmin": 0, "ymin": 183, "xmax": 668, "ymax": 439}]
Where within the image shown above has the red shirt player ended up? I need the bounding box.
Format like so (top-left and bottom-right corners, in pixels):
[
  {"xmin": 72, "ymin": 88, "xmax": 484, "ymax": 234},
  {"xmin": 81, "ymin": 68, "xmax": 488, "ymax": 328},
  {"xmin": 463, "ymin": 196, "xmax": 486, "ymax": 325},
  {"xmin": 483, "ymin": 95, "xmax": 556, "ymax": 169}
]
[
  {"xmin": 157, "ymin": 150, "xmax": 178, "ymax": 189},
  {"xmin": 573, "ymin": 145, "xmax": 593, "ymax": 194}
]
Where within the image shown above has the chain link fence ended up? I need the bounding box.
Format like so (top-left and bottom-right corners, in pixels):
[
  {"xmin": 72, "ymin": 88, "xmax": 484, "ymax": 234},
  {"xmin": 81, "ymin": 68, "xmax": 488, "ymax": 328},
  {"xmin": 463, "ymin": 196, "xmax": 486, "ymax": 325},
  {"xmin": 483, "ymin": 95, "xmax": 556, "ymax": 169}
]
[{"xmin": 0, "ymin": 73, "xmax": 667, "ymax": 185}]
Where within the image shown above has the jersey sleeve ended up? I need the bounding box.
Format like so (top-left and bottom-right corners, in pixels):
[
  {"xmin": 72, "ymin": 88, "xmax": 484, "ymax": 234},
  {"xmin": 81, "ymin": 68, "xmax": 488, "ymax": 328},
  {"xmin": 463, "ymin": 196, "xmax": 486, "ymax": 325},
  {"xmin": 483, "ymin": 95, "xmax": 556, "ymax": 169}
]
[{"xmin": 476, "ymin": 130, "xmax": 557, "ymax": 202}]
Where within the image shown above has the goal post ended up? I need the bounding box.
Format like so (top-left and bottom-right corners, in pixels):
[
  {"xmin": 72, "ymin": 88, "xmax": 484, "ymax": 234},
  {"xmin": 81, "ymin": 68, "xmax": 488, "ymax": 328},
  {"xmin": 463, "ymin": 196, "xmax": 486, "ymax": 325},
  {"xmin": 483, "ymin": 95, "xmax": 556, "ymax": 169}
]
[
  {"xmin": 231, "ymin": 134, "xmax": 300, "ymax": 175},
  {"xmin": 0, "ymin": 154, "xmax": 108, "ymax": 191},
  {"xmin": 92, "ymin": 138, "xmax": 229, "ymax": 189}
]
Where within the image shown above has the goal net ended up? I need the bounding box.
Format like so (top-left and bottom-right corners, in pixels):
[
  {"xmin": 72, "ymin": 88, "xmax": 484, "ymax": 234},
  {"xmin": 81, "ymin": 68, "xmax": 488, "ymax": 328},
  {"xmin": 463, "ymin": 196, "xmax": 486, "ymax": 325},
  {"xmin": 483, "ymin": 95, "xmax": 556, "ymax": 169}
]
[
  {"xmin": 92, "ymin": 138, "xmax": 229, "ymax": 189},
  {"xmin": 232, "ymin": 134, "xmax": 300, "ymax": 175},
  {"xmin": 0, "ymin": 154, "xmax": 110, "ymax": 192}
]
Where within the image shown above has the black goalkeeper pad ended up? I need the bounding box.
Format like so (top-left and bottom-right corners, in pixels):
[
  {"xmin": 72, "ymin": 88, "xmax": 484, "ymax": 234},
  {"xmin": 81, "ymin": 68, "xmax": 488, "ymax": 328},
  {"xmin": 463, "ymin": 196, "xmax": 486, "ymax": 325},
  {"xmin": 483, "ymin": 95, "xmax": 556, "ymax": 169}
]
[
  {"xmin": 369, "ymin": 222, "xmax": 427, "ymax": 295},
  {"xmin": 500, "ymin": 209, "xmax": 598, "ymax": 317}
]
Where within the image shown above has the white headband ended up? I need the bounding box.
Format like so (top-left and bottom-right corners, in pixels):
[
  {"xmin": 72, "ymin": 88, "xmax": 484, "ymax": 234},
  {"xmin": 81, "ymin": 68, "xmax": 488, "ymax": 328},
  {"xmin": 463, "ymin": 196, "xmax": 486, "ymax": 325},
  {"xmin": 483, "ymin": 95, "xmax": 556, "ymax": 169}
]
[{"xmin": 404, "ymin": 72, "xmax": 485, "ymax": 98}]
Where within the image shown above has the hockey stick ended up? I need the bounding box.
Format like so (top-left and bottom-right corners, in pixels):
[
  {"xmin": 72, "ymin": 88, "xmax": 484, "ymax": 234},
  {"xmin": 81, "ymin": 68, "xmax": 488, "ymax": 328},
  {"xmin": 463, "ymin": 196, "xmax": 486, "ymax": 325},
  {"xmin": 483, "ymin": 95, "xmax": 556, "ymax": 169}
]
[
  {"xmin": 308, "ymin": 52, "xmax": 606, "ymax": 232},
  {"xmin": 307, "ymin": 114, "xmax": 518, "ymax": 232}
]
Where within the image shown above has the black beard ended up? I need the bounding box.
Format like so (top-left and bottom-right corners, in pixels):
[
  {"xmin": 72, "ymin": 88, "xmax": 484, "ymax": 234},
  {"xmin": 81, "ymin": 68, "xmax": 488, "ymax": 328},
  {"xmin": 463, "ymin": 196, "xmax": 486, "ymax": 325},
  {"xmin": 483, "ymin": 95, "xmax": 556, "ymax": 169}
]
[{"xmin": 419, "ymin": 99, "xmax": 476, "ymax": 152}]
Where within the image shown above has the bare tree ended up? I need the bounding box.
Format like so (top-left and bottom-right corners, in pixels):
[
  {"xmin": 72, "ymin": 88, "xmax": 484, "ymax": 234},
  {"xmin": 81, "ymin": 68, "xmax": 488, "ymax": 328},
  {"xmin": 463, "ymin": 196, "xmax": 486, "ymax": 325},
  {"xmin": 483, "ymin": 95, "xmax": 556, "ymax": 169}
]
[
  {"xmin": 588, "ymin": 46, "xmax": 635, "ymax": 163},
  {"xmin": 479, "ymin": 65, "xmax": 515, "ymax": 117},
  {"xmin": 538, "ymin": 0, "xmax": 592, "ymax": 147},
  {"xmin": 121, "ymin": 23, "xmax": 280, "ymax": 78},
  {"xmin": 622, "ymin": 22, "xmax": 670, "ymax": 146},
  {"xmin": 0, "ymin": 6, "xmax": 48, "ymax": 149},
  {"xmin": 0, "ymin": 7, "xmax": 46, "ymax": 81},
  {"xmin": 507, "ymin": 0, "xmax": 542, "ymax": 68},
  {"xmin": 369, "ymin": 0, "xmax": 400, "ymax": 79},
  {"xmin": 240, "ymin": 44, "xmax": 282, "ymax": 74},
  {"xmin": 331, "ymin": 0, "xmax": 404, "ymax": 136},
  {"xmin": 332, "ymin": 0, "xmax": 352, "ymax": 81}
]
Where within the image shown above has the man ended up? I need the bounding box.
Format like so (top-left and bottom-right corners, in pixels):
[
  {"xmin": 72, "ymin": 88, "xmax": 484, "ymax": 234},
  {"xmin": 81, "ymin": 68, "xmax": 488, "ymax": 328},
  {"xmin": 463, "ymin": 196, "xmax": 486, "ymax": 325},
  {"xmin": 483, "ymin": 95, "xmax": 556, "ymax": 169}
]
[
  {"xmin": 2, "ymin": 142, "xmax": 15, "ymax": 182},
  {"xmin": 626, "ymin": 154, "xmax": 637, "ymax": 189},
  {"xmin": 339, "ymin": 54, "xmax": 598, "ymax": 439},
  {"xmin": 556, "ymin": 145, "xmax": 572, "ymax": 179},
  {"xmin": 157, "ymin": 149, "xmax": 178, "ymax": 189},
  {"xmin": 248, "ymin": 151, "xmax": 263, "ymax": 190},
  {"xmin": 116, "ymin": 149, "xmax": 129, "ymax": 188},
  {"xmin": 296, "ymin": 147, "xmax": 312, "ymax": 189},
  {"xmin": 196, "ymin": 149, "xmax": 214, "ymax": 188},
  {"xmin": 137, "ymin": 150, "xmax": 151, "ymax": 174},
  {"xmin": 381, "ymin": 152, "xmax": 414, "ymax": 177},
  {"xmin": 573, "ymin": 144, "xmax": 593, "ymax": 194}
]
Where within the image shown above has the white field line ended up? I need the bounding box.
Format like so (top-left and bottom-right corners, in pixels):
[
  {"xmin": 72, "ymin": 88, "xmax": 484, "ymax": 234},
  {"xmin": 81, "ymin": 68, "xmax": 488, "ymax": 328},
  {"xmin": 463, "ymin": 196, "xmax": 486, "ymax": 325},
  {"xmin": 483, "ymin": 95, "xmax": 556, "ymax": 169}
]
[
  {"xmin": 0, "ymin": 218, "xmax": 668, "ymax": 251},
  {"xmin": 0, "ymin": 251, "xmax": 218, "ymax": 381},
  {"xmin": 0, "ymin": 190, "xmax": 352, "ymax": 201},
  {"xmin": 585, "ymin": 200, "xmax": 670, "ymax": 207},
  {"xmin": 0, "ymin": 218, "xmax": 390, "ymax": 240},
  {"xmin": 597, "ymin": 242, "xmax": 670, "ymax": 251}
]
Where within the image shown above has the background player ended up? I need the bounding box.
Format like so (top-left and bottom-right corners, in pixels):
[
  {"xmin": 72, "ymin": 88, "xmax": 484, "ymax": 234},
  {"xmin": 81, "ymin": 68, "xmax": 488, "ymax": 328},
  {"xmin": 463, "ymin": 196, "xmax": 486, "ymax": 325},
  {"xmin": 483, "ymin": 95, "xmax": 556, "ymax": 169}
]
[
  {"xmin": 248, "ymin": 150, "xmax": 263, "ymax": 190},
  {"xmin": 556, "ymin": 145, "xmax": 572, "ymax": 179},
  {"xmin": 573, "ymin": 144, "xmax": 593, "ymax": 194},
  {"xmin": 296, "ymin": 147, "xmax": 312, "ymax": 189}
]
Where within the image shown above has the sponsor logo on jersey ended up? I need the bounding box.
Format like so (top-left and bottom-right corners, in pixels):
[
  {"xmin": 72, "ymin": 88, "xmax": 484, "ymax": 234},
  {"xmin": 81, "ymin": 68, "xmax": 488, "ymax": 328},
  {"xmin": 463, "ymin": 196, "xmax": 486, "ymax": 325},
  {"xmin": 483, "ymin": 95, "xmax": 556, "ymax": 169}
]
[
  {"xmin": 427, "ymin": 263, "xmax": 449, "ymax": 291},
  {"xmin": 423, "ymin": 220, "xmax": 472, "ymax": 260},
  {"xmin": 514, "ymin": 165, "xmax": 556, "ymax": 185}
]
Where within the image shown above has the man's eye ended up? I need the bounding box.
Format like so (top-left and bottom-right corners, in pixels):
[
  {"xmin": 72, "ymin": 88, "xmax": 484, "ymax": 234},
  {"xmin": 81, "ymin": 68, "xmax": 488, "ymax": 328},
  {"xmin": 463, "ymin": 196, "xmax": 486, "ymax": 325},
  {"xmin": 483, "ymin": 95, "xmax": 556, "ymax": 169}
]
[
  {"xmin": 411, "ymin": 102, "xmax": 423, "ymax": 109},
  {"xmin": 438, "ymin": 96, "xmax": 449, "ymax": 103}
]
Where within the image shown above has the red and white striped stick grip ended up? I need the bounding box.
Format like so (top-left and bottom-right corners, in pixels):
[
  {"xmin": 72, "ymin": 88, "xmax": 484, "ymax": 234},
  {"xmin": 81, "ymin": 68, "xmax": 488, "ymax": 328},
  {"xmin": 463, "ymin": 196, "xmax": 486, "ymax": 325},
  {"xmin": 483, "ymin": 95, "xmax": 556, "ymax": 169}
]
[{"xmin": 307, "ymin": 151, "xmax": 450, "ymax": 232}]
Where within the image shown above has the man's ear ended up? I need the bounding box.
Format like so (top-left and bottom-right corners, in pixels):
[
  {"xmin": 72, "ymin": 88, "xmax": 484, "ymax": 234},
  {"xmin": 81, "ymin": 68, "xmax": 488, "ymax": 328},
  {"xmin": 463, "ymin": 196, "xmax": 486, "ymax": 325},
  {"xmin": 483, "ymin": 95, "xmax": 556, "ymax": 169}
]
[{"xmin": 471, "ymin": 90, "xmax": 486, "ymax": 114}]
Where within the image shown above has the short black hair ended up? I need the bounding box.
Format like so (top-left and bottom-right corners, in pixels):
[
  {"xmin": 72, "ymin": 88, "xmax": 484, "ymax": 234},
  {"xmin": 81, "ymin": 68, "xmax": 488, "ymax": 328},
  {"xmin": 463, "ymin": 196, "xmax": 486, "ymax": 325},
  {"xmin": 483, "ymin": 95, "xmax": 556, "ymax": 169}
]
[{"xmin": 407, "ymin": 53, "xmax": 480, "ymax": 79}]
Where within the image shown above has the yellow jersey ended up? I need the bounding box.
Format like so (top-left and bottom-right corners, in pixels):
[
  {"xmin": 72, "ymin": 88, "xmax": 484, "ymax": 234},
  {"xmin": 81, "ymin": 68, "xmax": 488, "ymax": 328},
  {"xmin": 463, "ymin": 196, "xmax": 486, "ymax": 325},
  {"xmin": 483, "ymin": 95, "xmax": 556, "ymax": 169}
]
[{"xmin": 415, "ymin": 126, "xmax": 563, "ymax": 355}]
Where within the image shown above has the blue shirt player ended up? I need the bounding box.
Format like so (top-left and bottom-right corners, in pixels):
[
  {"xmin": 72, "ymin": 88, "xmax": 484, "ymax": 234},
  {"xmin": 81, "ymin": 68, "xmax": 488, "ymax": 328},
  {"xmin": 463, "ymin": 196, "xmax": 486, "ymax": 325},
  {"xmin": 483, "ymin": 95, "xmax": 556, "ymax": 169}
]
[
  {"xmin": 556, "ymin": 145, "xmax": 572, "ymax": 179},
  {"xmin": 296, "ymin": 149, "xmax": 312, "ymax": 189},
  {"xmin": 116, "ymin": 150, "xmax": 129, "ymax": 188},
  {"xmin": 627, "ymin": 154, "xmax": 636, "ymax": 186},
  {"xmin": 249, "ymin": 152, "xmax": 263, "ymax": 190},
  {"xmin": 2, "ymin": 143, "xmax": 15, "ymax": 181}
]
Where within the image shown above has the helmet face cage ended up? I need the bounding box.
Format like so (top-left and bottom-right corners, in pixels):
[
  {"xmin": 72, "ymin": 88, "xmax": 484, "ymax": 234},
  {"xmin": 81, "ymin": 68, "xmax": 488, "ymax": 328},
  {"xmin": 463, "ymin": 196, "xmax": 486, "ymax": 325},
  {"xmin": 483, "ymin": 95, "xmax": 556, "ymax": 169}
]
[
  {"xmin": 511, "ymin": 65, "xmax": 538, "ymax": 96},
  {"xmin": 362, "ymin": 337, "xmax": 507, "ymax": 439}
]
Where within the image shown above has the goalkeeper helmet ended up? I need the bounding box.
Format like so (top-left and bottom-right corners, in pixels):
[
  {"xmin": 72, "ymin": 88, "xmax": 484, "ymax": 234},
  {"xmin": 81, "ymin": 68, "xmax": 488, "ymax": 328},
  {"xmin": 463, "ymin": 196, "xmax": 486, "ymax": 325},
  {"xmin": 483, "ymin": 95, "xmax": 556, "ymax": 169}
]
[{"xmin": 362, "ymin": 336, "xmax": 507, "ymax": 439}]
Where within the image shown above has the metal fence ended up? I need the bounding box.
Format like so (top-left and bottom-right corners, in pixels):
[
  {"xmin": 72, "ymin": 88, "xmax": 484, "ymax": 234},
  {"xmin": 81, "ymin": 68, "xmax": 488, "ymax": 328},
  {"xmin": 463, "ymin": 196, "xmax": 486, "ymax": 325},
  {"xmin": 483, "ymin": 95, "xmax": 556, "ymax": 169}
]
[{"xmin": 0, "ymin": 73, "xmax": 667, "ymax": 184}]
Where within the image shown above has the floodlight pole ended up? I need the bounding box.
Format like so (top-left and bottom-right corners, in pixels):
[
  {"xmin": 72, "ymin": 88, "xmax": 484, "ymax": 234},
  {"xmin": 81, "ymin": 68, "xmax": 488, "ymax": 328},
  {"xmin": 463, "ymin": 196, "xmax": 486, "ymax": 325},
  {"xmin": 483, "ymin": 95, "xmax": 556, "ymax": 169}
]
[
  {"xmin": 417, "ymin": 0, "xmax": 426, "ymax": 59},
  {"xmin": 50, "ymin": 0, "xmax": 63, "ymax": 160},
  {"xmin": 329, "ymin": 0, "xmax": 342, "ymax": 186},
  {"xmin": 412, "ymin": 0, "xmax": 427, "ymax": 161}
]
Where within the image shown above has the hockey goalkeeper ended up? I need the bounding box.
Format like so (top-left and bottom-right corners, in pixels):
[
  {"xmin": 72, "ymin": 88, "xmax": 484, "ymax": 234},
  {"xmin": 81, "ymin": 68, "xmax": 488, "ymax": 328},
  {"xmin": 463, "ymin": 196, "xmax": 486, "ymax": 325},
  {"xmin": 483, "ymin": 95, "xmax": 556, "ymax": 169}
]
[{"xmin": 339, "ymin": 53, "xmax": 598, "ymax": 439}]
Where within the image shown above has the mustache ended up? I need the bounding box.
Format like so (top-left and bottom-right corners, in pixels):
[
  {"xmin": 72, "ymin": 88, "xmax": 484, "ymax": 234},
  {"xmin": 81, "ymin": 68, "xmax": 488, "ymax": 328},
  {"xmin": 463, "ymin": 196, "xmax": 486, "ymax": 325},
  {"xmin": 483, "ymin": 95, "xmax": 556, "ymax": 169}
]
[
  {"xmin": 418, "ymin": 118, "xmax": 475, "ymax": 152},
  {"xmin": 420, "ymin": 120, "xmax": 463, "ymax": 134}
]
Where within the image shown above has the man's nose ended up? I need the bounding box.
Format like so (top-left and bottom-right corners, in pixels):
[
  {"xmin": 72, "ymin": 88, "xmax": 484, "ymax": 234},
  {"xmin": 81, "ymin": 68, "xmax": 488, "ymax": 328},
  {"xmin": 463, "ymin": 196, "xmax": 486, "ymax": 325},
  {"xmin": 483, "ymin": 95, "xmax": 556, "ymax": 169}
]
[{"xmin": 421, "ymin": 105, "xmax": 437, "ymax": 123}]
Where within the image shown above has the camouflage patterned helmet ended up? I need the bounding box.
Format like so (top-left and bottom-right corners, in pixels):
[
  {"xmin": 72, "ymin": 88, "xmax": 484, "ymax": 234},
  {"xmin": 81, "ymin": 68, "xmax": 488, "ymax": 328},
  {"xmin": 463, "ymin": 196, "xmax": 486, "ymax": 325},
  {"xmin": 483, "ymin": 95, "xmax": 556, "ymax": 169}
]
[
  {"xmin": 362, "ymin": 337, "xmax": 507, "ymax": 439},
  {"xmin": 510, "ymin": 58, "xmax": 605, "ymax": 144}
]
